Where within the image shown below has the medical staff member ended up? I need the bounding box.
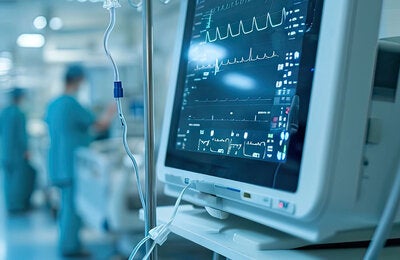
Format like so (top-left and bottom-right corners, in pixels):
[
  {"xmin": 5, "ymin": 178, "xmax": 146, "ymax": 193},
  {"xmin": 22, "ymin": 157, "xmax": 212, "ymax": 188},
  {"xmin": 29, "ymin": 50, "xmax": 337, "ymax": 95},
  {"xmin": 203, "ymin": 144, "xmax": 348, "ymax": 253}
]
[
  {"xmin": 46, "ymin": 65, "xmax": 114, "ymax": 257},
  {"xmin": 0, "ymin": 88, "xmax": 34, "ymax": 213}
]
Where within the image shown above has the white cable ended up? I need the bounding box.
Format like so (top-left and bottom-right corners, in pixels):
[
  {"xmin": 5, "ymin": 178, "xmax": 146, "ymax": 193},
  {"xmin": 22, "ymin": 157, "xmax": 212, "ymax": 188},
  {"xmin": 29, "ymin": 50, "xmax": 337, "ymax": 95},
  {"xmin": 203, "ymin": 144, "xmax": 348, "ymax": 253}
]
[
  {"xmin": 128, "ymin": 183, "xmax": 192, "ymax": 260},
  {"xmin": 364, "ymin": 161, "xmax": 400, "ymax": 259},
  {"xmin": 272, "ymin": 163, "xmax": 282, "ymax": 188},
  {"xmin": 165, "ymin": 182, "xmax": 192, "ymax": 226},
  {"xmin": 146, "ymin": 183, "xmax": 192, "ymax": 254},
  {"xmin": 128, "ymin": 235, "xmax": 151, "ymax": 260},
  {"xmin": 142, "ymin": 241, "xmax": 157, "ymax": 260}
]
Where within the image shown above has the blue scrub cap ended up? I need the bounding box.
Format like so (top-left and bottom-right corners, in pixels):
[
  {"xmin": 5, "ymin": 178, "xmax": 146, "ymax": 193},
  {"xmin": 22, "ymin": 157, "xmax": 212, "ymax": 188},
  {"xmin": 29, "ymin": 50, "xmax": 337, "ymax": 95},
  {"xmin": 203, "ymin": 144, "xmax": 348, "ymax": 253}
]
[
  {"xmin": 65, "ymin": 64, "xmax": 85, "ymax": 84},
  {"xmin": 9, "ymin": 88, "xmax": 25, "ymax": 99}
]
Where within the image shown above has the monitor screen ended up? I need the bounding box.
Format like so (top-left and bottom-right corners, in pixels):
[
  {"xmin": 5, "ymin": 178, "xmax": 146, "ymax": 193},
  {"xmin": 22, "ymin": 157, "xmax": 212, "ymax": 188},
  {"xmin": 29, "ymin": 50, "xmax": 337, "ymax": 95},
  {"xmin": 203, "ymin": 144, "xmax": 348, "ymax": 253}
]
[{"xmin": 166, "ymin": 0, "xmax": 324, "ymax": 192}]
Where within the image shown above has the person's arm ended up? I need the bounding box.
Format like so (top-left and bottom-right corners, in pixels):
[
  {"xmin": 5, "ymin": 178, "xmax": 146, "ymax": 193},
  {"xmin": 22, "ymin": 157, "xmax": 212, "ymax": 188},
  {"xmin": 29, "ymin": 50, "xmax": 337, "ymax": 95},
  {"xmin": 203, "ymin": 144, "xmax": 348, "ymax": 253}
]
[
  {"xmin": 73, "ymin": 100, "xmax": 115, "ymax": 132},
  {"xmin": 93, "ymin": 102, "xmax": 116, "ymax": 132},
  {"xmin": 73, "ymin": 100, "xmax": 96, "ymax": 130}
]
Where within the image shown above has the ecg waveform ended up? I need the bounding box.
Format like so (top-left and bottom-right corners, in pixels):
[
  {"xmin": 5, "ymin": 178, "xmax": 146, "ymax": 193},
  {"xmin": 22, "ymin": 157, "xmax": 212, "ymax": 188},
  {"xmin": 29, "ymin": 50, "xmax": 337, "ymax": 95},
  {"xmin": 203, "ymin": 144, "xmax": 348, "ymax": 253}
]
[
  {"xmin": 205, "ymin": 8, "xmax": 287, "ymax": 43},
  {"xmin": 198, "ymin": 139, "xmax": 210, "ymax": 151},
  {"xmin": 243, "ymin": 141, "xmax": 267, "ymax": 159},
  {"xmin": 209, "ymin": 138, "xmax": 230, "ymax": 153},
  {"xmin": 197, "ymin": 138, "xmax": 269, "ymax": 159},
  {"xmin": 195, "ymin": 48, "xmax": 278, "ymax": 75}
]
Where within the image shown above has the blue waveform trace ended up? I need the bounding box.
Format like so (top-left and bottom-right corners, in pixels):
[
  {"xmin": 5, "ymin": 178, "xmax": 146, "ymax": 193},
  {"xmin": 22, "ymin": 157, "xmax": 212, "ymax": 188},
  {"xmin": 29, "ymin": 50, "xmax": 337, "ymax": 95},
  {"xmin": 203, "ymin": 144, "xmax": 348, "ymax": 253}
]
[
  {"xmin": 195, "ymin": 48, "xmax": 279, "ymax": 75},
  {"xmin": 205, "ymin": 8, "xmax": 287, "ymax": 43}
]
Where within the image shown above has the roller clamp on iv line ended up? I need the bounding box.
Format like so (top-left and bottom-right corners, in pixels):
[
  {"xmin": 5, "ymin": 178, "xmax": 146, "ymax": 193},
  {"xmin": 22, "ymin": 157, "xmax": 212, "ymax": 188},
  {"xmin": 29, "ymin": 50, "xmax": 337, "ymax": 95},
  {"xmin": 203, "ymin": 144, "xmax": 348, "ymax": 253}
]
[{"xmin": 114, "ymin": 81, "xmax": 123, "ymax": 99}]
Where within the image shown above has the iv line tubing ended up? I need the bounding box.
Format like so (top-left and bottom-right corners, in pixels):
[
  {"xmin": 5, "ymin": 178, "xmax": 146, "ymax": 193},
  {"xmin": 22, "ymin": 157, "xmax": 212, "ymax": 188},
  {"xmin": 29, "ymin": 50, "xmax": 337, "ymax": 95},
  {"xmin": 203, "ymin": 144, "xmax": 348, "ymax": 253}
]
[
  {"xmin": 103, "ymin": 6, "xmax": 147, "ymax": 226},
  {"xmin": 103, "ymin": 7, "xmax": 120, "ymax": 82},
  {"xmin": 116, "ymin": 98, "xmax": 146, "ymax": 212}
]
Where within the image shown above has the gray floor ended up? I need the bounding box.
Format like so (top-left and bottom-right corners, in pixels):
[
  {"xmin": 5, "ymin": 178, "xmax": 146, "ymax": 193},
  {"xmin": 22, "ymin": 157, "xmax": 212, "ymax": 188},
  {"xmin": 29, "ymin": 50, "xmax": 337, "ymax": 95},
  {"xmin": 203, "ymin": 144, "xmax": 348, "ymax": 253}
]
[
  {"xmin": 0, "ymin": 200, "xmax": 116, "ymax": 259},
  {"xmin": 0, "ymin": 186, "xmax": 212, "ymax": 260}
]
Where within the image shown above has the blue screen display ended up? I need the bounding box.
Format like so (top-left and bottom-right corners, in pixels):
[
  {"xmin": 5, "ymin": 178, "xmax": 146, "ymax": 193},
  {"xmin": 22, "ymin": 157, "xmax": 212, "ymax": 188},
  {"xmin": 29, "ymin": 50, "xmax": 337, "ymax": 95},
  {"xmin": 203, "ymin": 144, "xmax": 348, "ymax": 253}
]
[{"xmin": 166, "ymin": 0, "xmax": 323, "ymax": 192}]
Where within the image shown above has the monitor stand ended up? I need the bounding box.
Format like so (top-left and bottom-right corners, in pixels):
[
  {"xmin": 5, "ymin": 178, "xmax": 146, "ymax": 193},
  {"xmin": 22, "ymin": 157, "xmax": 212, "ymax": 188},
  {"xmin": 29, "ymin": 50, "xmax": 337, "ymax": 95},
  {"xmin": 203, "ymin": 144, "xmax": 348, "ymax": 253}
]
[
  {"xmin": 150, "ymin": 205, "xmax": 400, "ymax": 259},
  {"xmin": 155, "ymin": 205, "xmax": 308, "ymax": 259},
  {"xmin": 204, "ymin": 206, "xmax": 230, "ymax": 220}
]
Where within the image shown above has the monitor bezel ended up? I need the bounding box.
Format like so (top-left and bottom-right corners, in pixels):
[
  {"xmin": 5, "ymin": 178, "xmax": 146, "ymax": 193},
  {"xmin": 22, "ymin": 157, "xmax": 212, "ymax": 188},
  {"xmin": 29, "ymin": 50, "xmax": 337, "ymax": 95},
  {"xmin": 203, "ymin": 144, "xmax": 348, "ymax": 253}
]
[
  {"xmin": 157, "ymin": 0, "xmax": 358, "ymax": 220},
  {"xmin": 165, "ymin": 0, "xmax": 323, "ymax": 193}
]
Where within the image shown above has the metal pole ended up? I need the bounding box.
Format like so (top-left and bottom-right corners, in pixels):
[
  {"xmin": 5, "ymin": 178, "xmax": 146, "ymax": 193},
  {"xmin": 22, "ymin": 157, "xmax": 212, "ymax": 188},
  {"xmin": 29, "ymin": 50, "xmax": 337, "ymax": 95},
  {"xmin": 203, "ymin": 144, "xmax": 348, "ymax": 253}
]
[{"xmin": 142, "ymin": 0, "xmax": 157, "ymax": 259}]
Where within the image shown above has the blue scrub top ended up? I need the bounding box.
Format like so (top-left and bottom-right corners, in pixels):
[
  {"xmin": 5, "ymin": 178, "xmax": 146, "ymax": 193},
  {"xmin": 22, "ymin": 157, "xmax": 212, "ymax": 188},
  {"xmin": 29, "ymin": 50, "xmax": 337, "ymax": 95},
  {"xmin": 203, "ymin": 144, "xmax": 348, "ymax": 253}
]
[
  {"xmin": 0, "ymin": 105, "xmax": 28, "ymax": 165},
  {"xmin": 45, "ymin": 95, "xmax": 95, "ymax": 186}
]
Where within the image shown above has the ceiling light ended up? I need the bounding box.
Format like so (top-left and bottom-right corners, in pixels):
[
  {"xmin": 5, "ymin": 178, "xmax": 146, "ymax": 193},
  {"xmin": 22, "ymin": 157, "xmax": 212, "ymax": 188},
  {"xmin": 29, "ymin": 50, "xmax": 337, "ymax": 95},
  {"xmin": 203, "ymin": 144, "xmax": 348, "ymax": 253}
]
[
  {"xmin": 0, "ymin": 57, "xmax": 12, "ymax": 76},
  {"xmin": 33, "ymin": 16, "xmax": 47, "ymax": 30},
  {"xmin": 49, "ymin": 17, "xmax": 63, "ymax": 30},
  {"xmin": 0, "ymin": 52, "xmax": 12, "ymax": 76},
  {"xmin": 17, "ymin": 34, "xmax": 46, "ymax": 48}
]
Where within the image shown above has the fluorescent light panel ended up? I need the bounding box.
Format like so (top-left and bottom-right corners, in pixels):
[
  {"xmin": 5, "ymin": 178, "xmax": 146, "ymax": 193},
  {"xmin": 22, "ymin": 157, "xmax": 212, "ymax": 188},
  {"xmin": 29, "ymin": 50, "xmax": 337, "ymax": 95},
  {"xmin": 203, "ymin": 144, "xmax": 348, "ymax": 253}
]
[{"xmin": 17, "ymin": 34, "xmax": 46, "ymax": 48}]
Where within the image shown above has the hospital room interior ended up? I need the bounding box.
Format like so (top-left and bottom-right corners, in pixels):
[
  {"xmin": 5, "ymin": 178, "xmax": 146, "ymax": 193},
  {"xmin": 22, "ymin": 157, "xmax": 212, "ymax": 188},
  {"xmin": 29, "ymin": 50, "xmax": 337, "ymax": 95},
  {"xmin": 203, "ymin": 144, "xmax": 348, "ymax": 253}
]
[{"xmin": 0, "ymin": 0, "xmax": 400, "ymax": 259}]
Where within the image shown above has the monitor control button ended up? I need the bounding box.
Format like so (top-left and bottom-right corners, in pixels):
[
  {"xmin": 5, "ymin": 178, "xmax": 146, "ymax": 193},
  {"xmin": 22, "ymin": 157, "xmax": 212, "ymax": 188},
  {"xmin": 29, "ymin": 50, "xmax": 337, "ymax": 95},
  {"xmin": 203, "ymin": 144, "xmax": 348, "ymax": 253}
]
[{"xmin": 272, "ymin": 199, "xmax": 295, "ymax": 214}]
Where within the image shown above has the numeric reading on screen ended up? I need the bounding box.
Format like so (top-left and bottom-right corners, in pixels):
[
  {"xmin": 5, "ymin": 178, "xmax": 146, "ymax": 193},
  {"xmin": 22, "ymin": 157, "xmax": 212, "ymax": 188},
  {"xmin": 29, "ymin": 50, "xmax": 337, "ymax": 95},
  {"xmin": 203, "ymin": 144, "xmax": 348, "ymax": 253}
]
[{"xmin": 175, "ymin": 0, "xmax": 310, "ymax": 163}]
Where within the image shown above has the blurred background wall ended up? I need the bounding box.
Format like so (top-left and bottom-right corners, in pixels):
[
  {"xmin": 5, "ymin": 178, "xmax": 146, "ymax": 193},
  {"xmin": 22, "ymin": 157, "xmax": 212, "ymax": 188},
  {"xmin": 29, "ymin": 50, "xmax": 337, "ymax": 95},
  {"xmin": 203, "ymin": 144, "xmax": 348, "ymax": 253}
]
[{"xmin": 0, "ymin": 0, "xmax": 181, "ymax": 146}]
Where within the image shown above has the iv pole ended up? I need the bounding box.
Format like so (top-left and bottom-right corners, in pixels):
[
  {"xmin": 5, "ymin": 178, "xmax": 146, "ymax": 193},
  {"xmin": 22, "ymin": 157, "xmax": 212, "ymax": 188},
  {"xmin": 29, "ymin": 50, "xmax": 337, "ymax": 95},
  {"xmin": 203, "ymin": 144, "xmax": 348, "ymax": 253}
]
[{"xmin": 142, "ymin": 0, "xmax": 157, "ymax": 259}]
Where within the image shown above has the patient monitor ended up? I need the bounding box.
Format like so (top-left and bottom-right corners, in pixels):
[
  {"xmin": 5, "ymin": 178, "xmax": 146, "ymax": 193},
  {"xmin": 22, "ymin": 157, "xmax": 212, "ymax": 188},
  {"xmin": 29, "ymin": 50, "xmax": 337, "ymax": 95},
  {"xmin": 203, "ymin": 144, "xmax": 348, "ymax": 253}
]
[{"xmin": 157, "ymin": 0, "xmax": 400, "ymax": 242}]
